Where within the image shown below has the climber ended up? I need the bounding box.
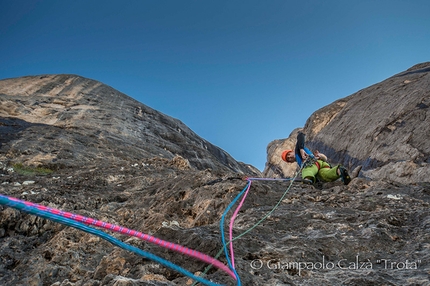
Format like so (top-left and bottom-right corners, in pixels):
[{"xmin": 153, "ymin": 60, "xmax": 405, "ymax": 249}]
[{"xmin": 281, "ymin": 132, "xmax": 351, "ymax": 185}]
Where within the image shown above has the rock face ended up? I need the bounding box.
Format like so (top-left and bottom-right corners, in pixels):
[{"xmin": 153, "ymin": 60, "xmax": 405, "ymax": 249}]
[
  {"xmin": 0, "ymin": 74, "xmax": 259, "ymax": 175},
  {"xmin": 264, "ymin": 62, "xmax": 430, "ymax": 184},
  {"xmin": 0, "ymin": 72, "xmax": 429, "ymax": 286}
]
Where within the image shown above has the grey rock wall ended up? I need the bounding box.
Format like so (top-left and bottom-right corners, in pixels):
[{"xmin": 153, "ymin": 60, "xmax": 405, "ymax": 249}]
[
  {"xmin": 0, "ymin": 74, "xmax": 259, "ymax": 176},
  {"xmin": 264, "ymin": 62, "xmax": 430, "ymax": 184}
]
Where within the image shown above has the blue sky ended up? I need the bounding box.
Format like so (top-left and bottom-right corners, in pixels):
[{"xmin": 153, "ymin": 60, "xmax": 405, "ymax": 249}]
[{"xmin": 1, "ymin": 0, "xmax": 429, "ymax": 171}]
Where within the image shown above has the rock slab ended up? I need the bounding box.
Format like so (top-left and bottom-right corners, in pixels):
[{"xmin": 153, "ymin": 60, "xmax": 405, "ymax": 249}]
[{"xmin": 264, "ymin": 62, "xmax": 430, "ymax": 184}]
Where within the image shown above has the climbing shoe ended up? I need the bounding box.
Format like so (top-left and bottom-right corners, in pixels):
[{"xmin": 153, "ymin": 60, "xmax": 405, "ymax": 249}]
[
  {"xmin": 302, "ymin": 177, "xmax": 314, "ymax": 185},
  {"xmin": 339, "ymin": 166, "xmax": 351, "ymax": 185},
  {"xmin": 314, "ymin": 179, "xmax": 324, "ymax": 189}
]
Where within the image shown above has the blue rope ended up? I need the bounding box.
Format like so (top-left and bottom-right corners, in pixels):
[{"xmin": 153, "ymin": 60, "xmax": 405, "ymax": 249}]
[
  {"xmin": 219, "ymin": 180, "xmax": 251, "ymax": 286},
  {"xmin": 0, "ymin": 195, "xmax": 223, "ymax": 286}
]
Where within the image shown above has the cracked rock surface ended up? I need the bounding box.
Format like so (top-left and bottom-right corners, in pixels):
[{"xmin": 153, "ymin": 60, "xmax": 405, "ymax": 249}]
[{"xmin": 1, "ymin": 70, "xmax": 429, "ymax": 285}]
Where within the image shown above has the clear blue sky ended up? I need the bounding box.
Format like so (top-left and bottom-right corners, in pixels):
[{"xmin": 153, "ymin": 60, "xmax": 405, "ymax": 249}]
[{"xmin": 1, "ymin": 0, "xmax": 429, "ymax": 171}]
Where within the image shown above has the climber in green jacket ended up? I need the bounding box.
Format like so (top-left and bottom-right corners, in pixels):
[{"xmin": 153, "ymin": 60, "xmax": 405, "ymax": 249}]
[{"xmin": 281, "ymin": 132, "xmax": 351, "ymax": 185}]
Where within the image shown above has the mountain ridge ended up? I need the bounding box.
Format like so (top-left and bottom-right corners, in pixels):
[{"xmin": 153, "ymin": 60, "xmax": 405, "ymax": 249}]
[{"xmin": 0, "ymin": 74, "xmax": 259, "ymax": 176}]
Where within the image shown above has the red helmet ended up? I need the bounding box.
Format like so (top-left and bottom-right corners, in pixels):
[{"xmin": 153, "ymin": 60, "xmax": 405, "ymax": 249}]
[{"xmin": 281, "ymin": 150, "xmax": 293, "ymax": 162}]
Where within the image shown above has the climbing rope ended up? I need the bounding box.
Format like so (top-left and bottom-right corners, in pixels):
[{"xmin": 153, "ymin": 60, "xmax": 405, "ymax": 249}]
[
  {"xmin": 219, "ymin": 180, "xmax": 251, "ymax": 286},
  {"xmin": 0, "ymin": 194, "xmax": 233, "ymax": 285},
  {"xmin": 1, "ymin": 159, "xmax": 308, "ymax": 286},
  {"xmin": 228, "ymin": 180, "xmax": 252, "ymax": 269},
  {"xmin": 225, "ymin": 162, "xmax": 307, "ymax": 265},
  {"xmin": 226, "ymin": 178, "xmax": 298, "ymax": 269},
  {"xmin": 194, "ymin": 161, "xmax": 307, "ymax": 286},
  {"xmin": 0, "ymin": 194, "xmax": 235, "ymax": 279}
]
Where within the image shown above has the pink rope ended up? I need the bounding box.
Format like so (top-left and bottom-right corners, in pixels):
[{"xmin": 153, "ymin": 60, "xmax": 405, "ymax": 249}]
[
  {"xmin": 8, "ymin": 196, "xmax": 236, "ymax": 279},
  {"xmin": 227, "ymin": 177, "xmax": 291, "ymax": 269},
  {"xmin": 228, "ymin": 179, "xmax": 252, "ymax": 268}
]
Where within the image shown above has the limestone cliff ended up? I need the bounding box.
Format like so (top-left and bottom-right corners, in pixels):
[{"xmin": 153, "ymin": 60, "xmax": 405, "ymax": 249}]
[
  {"xmin": 264, "ymin": 62, "xmax": 430, "ymax": 184},
  {"xmin": 0, "ymin": 74, "xmax": 259, "ymax": 175}
]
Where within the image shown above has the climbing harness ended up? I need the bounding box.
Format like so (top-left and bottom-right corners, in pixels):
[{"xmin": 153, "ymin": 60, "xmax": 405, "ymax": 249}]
[{"xmin": 303, "ymin": 155, "xmax": 317, "ymax": 168}]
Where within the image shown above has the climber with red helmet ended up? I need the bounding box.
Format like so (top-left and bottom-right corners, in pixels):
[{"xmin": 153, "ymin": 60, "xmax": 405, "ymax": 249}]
[{"xmin": 281, "ymin": 132, "xmax": 351, "ymax": 185}]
